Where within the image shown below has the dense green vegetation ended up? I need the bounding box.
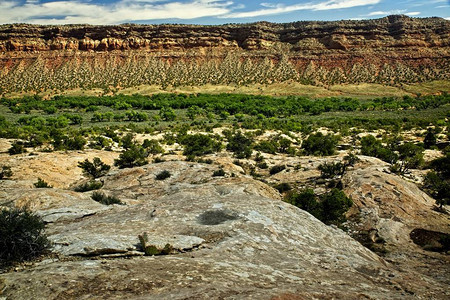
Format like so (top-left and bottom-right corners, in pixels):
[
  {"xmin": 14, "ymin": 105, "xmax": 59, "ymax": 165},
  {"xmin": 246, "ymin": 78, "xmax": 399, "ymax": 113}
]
[
  {"xmin": 0, "ymin": 92, "xmax": 448, "ymax": 214},
  {"xmin": 0, "ymin": 93, "xmax": 447, "ymax": 157}
]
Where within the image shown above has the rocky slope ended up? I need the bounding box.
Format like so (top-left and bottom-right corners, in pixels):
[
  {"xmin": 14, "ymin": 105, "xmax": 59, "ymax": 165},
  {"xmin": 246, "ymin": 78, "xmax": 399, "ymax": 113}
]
[
  {"xmin": 0, "ymin": 15, "xmax": 449, "ymax": 94},
  {"xmin": 0, "ymin": 149, "xmax": 449, "ymax": 299}
]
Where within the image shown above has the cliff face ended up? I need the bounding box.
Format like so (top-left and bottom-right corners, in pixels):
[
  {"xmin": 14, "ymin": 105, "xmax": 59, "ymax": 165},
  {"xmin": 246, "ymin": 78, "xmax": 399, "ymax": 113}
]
[
  {"xmin": 1, "ymin": 15, "xmax": 449, "ymax": 52},
  {"xmin": 0, "ymin": 15, "xmax": 449, "ymax": 93}
]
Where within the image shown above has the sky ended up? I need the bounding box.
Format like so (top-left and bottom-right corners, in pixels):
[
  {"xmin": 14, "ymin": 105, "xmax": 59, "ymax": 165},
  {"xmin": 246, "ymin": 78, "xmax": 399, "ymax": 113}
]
[{"xmin": 0, "ymin": 0, "xmax": 449, "ymax": 25}]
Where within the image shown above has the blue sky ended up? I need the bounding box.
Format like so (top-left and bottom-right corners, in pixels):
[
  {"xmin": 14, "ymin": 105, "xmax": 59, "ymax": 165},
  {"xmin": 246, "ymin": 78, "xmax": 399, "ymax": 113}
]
[{"xmin": 0, "ymin": 0, "xmax": 449, "ymax": 25}]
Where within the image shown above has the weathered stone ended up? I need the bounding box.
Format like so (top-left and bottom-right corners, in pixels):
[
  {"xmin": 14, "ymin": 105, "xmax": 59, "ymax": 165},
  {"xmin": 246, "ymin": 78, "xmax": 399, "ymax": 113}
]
[{"xmin": 0, "ymin": 160, "xmax": 448, "ymax": 299}]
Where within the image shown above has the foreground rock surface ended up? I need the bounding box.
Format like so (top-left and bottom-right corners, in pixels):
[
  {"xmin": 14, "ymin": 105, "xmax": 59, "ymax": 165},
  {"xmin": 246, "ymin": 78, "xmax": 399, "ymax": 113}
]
[{"xmin": 0, "ymin": 161, "xmax": 449, "ymax": 299}]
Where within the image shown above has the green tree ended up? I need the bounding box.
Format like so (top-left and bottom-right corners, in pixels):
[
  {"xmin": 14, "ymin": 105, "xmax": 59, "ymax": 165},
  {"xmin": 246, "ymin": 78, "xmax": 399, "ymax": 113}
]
[
  {"xmin": 34, "ymin": 178, "xmax": 52, "ymax": 188},
  {"xmin": 302, "ymin": 132, "xmax": 338, "ymax": 156},
  {"xmin": 180, "ymin": 134, "xmax": 222, "ymax": 157},
  {"xmin": 423, "ymin": 128, "xmax": 437, "ymax": 149},
  {"xmin": 159, "ymin": 106, "xmax": 176, "ymax": 121},
  {"xmin": 0, "ymin": 207, "xmax": 51, "ymax": 267},
  {"xmin": 320, "ymin": 189, "xmax": 353, "ymax": 225},
  {"xmin": 0, "ymin": 166, "xmax": 13, "ymax": 180},
  {"xmin": 114, "ymin": 144, "xmax": 148, "ymax": 168},
  {"xmin": 78, "ymin": 157, "xmax": 111, "ymax": 178},
  {"xmin": 8, "ymin": 141, "xmax": 27, "ymax": 155},
  {"xmin": 186, "ymin": 105, "xmax": 203, "ymax": 120},
  {"xmin": 227, "ymin": 131, "xmax": 253, "ymax": 159},
  {"xmin": 285, "ymin": 189, "xmax": 322, "ymax": 219},
  {"xmin": 142, "ymin": 139, "xmax": 165, "ymax": 155},
  {"xmin": 390, "ymin": 143, "xmax": 424, "ymax": 175}
]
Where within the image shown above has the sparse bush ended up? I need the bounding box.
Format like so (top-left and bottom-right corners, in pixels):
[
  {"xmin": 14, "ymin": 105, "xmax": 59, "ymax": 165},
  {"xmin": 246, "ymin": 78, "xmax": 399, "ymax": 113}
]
[
  {"xmin": 254, "ymin": 152, "xmax": 264, "ymax": 162},
  {"xmin": 360, "ymin": 135, "xmax": 397, "ymax": 164},
  {"xmin": 180, "ymin": 134, "xmax": 222, "ymax": 157},
  {"xmin": 318, "ymin": 162, "xmax": 346, "ymax": 179},
  {"xmin": 138, "ymin": 232, "xmax": 173, "ymax": 256},
  {"xmin": 120, "ymin": 133, "xmax": 135, "ymax": 149},
  {"xmin": 423, "ymin": 153, "xmax": 450, "ymax": 209},
  {"xmin": 8, "ymin": 141, "xmax": 26, "ymax": 155},
  {"xmin": 91, "ymin": 191, "xmax": 122, "ymax": 205},
  {"xmin": 285, "ymin": 189, "xmax": 322, "ymax": 219},
  {"xmin": 114, "ymin": 144, "xmax": 148, "ymax": 169},
  {"xmin": 424, "ymin": 128, "xmax": 437, "ymax": 149},
  {"xmin": 78, "ymin": 157, "xmax": 111, "ymax": 178},
  {"xmin": 269, "ymin": 164, "xmax": 286, "ymax": 175},
  {"xmin": 227, "ymin": 131, "xmax": 253, "ymax": 159},
  {"xmin": 142, "ymin": 139, "xmax": 164, "ymax": 155},
  {"xmin": 0, "ymin": 166, "xmax": 13, "ymax": 180},
  {"xmin": 155, "ymin": 170, "xmax": 171, "ymax": 180},
  {"xmin": 65, "ymin": 135, "xmax": 87, "ymax": 150},
  {"xmin": 254, "ymin": 140, "xmax": 278, "ymax": 154},
  {"xmin": 285, "ymin": 188, "xmax": 352, "ymax": 226},
  {"xmin": 320, "ymin": 189, "xmax": 353, "ymax": 225},
  {"xmin": 159, "ymin": 106, "xmax": 176, "ymax": 121},
  {"xmin": 302, "ymin": 133, "xmax": 338, "ymax": 156},
  {"xmin": 390, "ymin": 142, "xmax": 424, "ymax": 175},
  {"xmin": 74, "ymin": 181, "xmax": 103, "ymax": 192},
  {"xmin": 0, "ymin": 207, "xmax": 51, "ymax": 267},
  {"xmin": 274, "ymin": 182, "xmax": 292, "ymax": 193},
  {"xmin": 153, "ymin": 157, "xmax": 165, "ymax": 163},
  {"xmin": 34, "ymin": 178, "xmax": 52, "ymax": 188},
  {"xmin": 213, "ymin": 169, "xmax": 226, "ymax": 177}
]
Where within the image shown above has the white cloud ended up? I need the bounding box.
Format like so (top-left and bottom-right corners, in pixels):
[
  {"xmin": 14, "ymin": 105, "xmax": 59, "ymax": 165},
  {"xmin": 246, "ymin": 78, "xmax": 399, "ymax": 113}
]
[
  {"xmin": 0, "ymin": 0, "xmax": 234, "ymax": 24},
  {"xmin": 221, "ymin": 0, "xmax": 381, "ymax": 18},
  {"xmin": 367, "ymin": 10, "xmax": 406, "ymax": 16},
  {"xmin": 367, "ymin": 10, "xmax": 420, "ymax": 17},
  {"xmin": 405, "ymin": 11, "xmax": 421, "ymax": 16}
]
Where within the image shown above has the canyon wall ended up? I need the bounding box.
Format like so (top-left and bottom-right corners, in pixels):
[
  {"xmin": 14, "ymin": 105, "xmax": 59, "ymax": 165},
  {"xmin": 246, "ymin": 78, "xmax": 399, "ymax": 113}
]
[{"xmin": 0, "ymin": 15, "xmax": 449, "ymax": 93}]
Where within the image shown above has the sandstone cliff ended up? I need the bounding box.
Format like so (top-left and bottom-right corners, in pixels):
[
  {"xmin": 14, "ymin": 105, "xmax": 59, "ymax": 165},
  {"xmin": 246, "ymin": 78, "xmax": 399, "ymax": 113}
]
[{"xmin": 0, "ymin": 16, "xmax": 449, "ymax": 94}]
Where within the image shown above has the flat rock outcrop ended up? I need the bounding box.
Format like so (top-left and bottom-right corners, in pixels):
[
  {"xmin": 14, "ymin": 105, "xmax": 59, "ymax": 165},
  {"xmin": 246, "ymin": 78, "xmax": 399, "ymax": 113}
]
[{"xmin": 1, "ymin": 160, "xmax": 448, "ymax": 299}]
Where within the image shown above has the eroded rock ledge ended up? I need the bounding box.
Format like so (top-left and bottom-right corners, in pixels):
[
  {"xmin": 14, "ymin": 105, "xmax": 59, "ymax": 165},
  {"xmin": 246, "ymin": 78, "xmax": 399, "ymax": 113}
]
[{"xmin": 0, "ymin": 160, "xmax": 448, "ymax": 299}]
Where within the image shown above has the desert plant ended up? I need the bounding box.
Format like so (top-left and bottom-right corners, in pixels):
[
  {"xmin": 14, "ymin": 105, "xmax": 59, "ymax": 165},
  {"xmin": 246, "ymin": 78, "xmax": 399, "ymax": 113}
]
[
  {"xmin": 285, "ymin": 189, "xmax": 322, "ymax": 219},
  {"xmin": 269, "ymin": 164, "xmax": 286, "ymax": 175},
  {"xmin": 390, "ymin": 142, "xmax": 424, "ymax": 175},
  {"xmin": 320, "ymin": 189, "xmax": 353, "ymax": 225},
  {"xmin": 274, "ymin": 182, "xmax": 292, "ymax": 193},
  {"xmin": 227, "ymin": 131, "xmax": 253, "ymax": 159},
  {"xmin": 78, "ymin": 157, "xmax": 111, "ymax": 178},
  {"xmin": 155, "ymin": 170, "xmax": 171, "ymax": 180},
  {"xmin": 423, "ymin": 128, "xmax": 437, "ymax": 149},
  {"xmin": 142, "ymin": 139, "xmax": 165, "ymax": 155},
  {"xmin": 114, "ymin": 144, "xmax": 148, "ymax": 168},
  {"xmin": 91, "ymin": 191, "xmax": 122, "ymax": 205},
  {"xmin": 180, "ymin": 134, "xmax": 222, "ymax": 157},
  {"xmin": 423, "ymin": 154, "xmax": 450, "ymax": 209},
  {"xmin": 8, "ymin": 141, "xmax": 27, "ymax": 155},
  {"xmin": 318, "ymin": 162, "xmax": 346, "ymax": 179},
  {"xmin": 302, "ymin": 133, "xmax": 338, "ymax": 156},
  {"xmin": 285, "ymin": 188, "xmax": 352, "ymax": 226},
  {"xmin": 34, "ymin": 178, "xmax": 52, "ymax": 188},
  {"xmin": 74, "ymin": 181, "xmax": 103, "ymax": 192},
  {"xmin": 138, "ymin": 232, "xmax": 173, "ymax": 256},
  {"xmin": 212, "ymin": 169, "xmax": 226, "ymax": 177},
  {"xmin": 0, "ymin": 166, "xmax": 13, "ymax": 180},
  {"xmin": 0, "ymin": 207, "xmax": 51, "ymax": 267},
  {"xmin": 159, "ymin": 106, "xmax": 176, "ymax": 121}
]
